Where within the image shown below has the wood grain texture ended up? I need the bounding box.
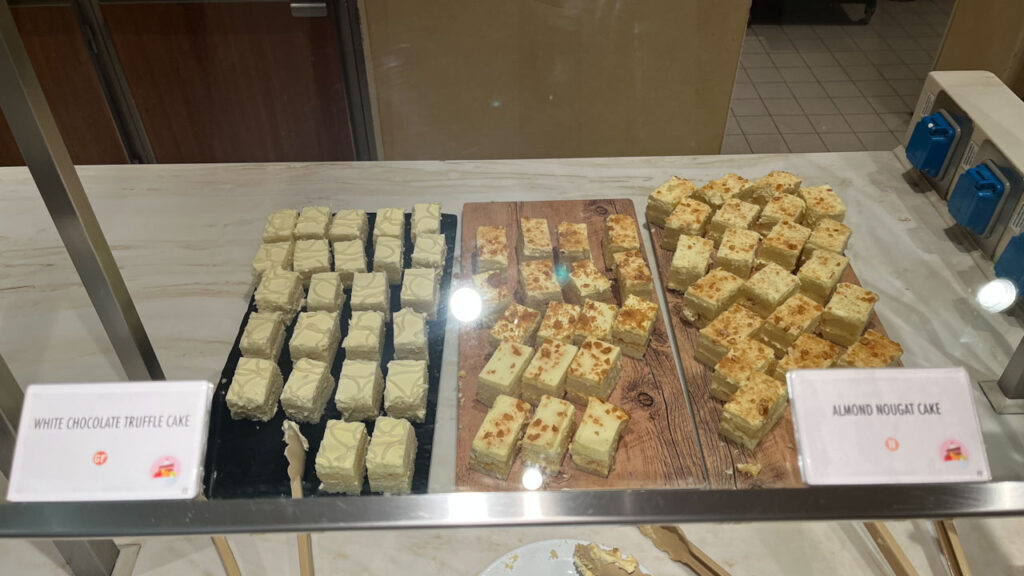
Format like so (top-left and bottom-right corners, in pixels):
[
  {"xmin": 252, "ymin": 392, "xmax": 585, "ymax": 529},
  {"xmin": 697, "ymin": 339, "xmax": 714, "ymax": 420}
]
[
  {"xmin": 456, "ymin": 199, "xmax": 707, "ymax": 491},
  {"xmin": 102, "ymin": 2, "xmax": 354, "ymax": 163},
  {"xmin": 649, "ymin": 225, "xmax": 897, "ymax": 489},
  {"xmin": 0, "ymin": 6, "xmax": 128, "ymax": 166}
]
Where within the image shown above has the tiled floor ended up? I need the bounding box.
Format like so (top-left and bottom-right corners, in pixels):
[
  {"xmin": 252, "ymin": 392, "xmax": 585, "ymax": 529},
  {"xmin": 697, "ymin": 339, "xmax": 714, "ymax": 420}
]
[{"xmin": 723, "ymin": 0, "xmax": 956, "ymax": 154}]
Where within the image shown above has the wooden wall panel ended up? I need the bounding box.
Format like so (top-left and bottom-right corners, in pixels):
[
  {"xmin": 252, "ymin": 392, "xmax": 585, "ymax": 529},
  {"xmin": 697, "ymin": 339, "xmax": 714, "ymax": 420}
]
[
  {"xmin": 102, "ymin": 2, "xmax": 355, "ymax": 163},
  {"xmin": 0, "ymin": 6, "xmax": 128, "ymax": 166},
  {"xmin": 935, "ymin": 0, "xmax": 1024, "ymax": 100}
]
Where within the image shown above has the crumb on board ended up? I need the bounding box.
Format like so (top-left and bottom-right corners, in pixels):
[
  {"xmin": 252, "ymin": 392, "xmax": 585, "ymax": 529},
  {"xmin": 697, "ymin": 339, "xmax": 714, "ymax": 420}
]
[
  {"xmin": 549, "ymin": 549, "xmax": 558, "ymax": 559},
  {"xmin": 736, "ymin": 463, "xmax": 762, "ymax": 478},
  {"xmin": 459, "ymin": 370, "xmax": 467, "ymax": 378},
  {"xmin": 724, "ymin": 467, "xmax": 734, "ymax": 476},
  {"xmin": 504, "ymin": 553, "xmax": 519, "ymax": 570}
]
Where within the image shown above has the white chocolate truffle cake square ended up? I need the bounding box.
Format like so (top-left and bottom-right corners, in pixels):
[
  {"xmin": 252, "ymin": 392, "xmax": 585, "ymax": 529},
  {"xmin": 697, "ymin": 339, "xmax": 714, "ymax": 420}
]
[
  {"xmin": 475, "ymin": 225, "xmax": 508, "ymax": 273},
  {"xmin": 557, "ymin": 222, "xmax": 591, "ymax": 263},
  {"xmin": 343, "ymin": 310, "xmax": 385, "ymax": 361},
  {"xmin": 836, "ymin": 329, "xmax": 903, "ymax": 368},
  {"xmin": 696, "ymin": 303, "xmax": 764, "ymax": 368},
  {"xmin": 366, "ymin": 416, "xmax": 417, "ymax": 494},
  {"xmin": 373, "ymin": 236, "xmax": 404, "ymax": 285},
  {"xmin": 251, "ymin": 241, "xmax": 294, "ymax": 283},
  {"xmin": 570, "ymin": 397, "xmax": 629, "ymax": 477},
  {"xmin": 477, "ymin": 340, "xmax": 535, "ymax": 406},
  {"xmin": 333, "ymin": 239, "xmax": 367, "ymax": 287},
  {"xmin": 293, "ymin": 238, "xmax": 331, "ymax": 287},
  {"xmin": 755, "ymin": 193, "xmax": 806, "ymax": 236},
  {"xmin": 522, "ymin": 340, "xmax": 578, "ymax": 405},
  {"xmin": 263, "ymin": 209, "xmax": 298, "ymax": 243},
  {"xmin": 775, "ymin": 333, "xmax": 840, "ymax": 382},
  {"xmin": 521, "ymin": 394, "xmax": 577, "ymax": 474},
  {"xmin": 614, "ymin": 250, "xmax": 653, "ymax": 303},
  {"xmin": 646, "ymin": 176, "xmax": 697, "ymax": 227},
  {"xmin": 710, "ymin": 337, "xmax": 776, "ymax": 401},
  {"xmin": 566, "ymin": 338, "xmax": 622, "ymax": 405},
  {"xmin": 226, "ymin": 357, "xmax": 283, "ymax": 421},
  {"xmin": 307, "ymin": 272, "xmax": 346, "ymax": 313},
  {"xmin": 281, "ymin": 358, "xmax": 335, "ymax": 423},
  {"xmin": 720, "ymin": 371, "xmax": 788, "ymax": 450},
  {"xmin": 239, "ymin": 311, "xmax": 286, "ymax": 361},
  {"xmin": 255, "ymin": 268, "xmax": 303, "ymax": 324},
  {"xmin": 708, "ymin": 199, "xmax": 761, "ymax": 247},
  {"xmin": 681, "ymin": 268, "xmax": 745, "ymax": 328},
  {"xmin": 400, "ymin": 268, "xmax": 439, "ymax": 320},
  {"xmin": 329, "ymin": 209, "xmax": 368, "ymax": 244},
  {"xmin": 758, "ymin": 220, "xmax": 811, "ymax": 272},
  {"xmin": 519, "ymin": 258, "xmax": 563, "ymax": 310},
  {"xmin": 739, "ymin": 263, "xmax": 800, "ymax": 318},
  {"xmin": 469, "ymin": 394, "xmax": 531, "ymax": 480},
  {"xmin": 698, "ymin": 173, "xmax": 750, "ymax": 209},
  {"xmin": 602, "ymin": 214, "xmax": 641, "ymax": 269},
  {"xmin": 610, "ymin": 294, "xmax": 659, "ymax": 359},
  {"xmin": 797, "ymin": 250, "xmax": 849, "ymax": 304},
  {"xmin": 411, "ymin": 233, "xmax": 447, "ymax": 270},
  {"xmin": 821, "ymin": 282, "xmax": 879, "ymax": 346},
  {"xmin": 374, "ymin": 207, "xmax": 406, "ymax": 241},
  {"xmin": 315, "ymin": 420, "xmax": 368, "ymax": 494},
  {"xmin": 290, "ymin": 311, "xmax": 340, "ymax": 365},
  {"xmin": 757, "ymin": 293, "xmax": 823, "ymax": 357},
  {"xmin": 567, "ymin": 259, "xmax": 613, "ymax": 305},
  {"xmin": 351, "ymin": 271, "xmax": 391, "ymax": 320},
  {"xmin": 536, "ymin": 302, "xmax": 581, "ymax": 347},
  {"xmin": 742, "ymin": 170, "xmax": 802, "ymax": 207},
  {"xmin": 519, "ymin": 217, "xmax": 553, "ymax": 261},
  {"xmin": 802, "ymin": 218, "xmax": 851, "ymax": 263},
  {"xmin": 662, "ymin": 198, "xmax": 712, "ymax": 250},
  {"xmin": 716, "ymin": 228, "xmax": 760, "ymax": 279},
  {"xmin": 474, "ymin": 271, "xmax": 512, "ymax": 325},
  {"xmin": 488, "ymin": 302, "xmax": 542, "ymax": 349},
  {"xmin": 394, "ymin": 307, "xmax": 429, "ymax": 363},
  {"xmin": 411, "ymin": 202, "xmax": 441, "ymax": 242},
  {"xmin": 668, "ymin": 235, "xmax": 714, "ymax": 293},
  {"xmin": 335, "ymin": 359, "xmax": 383, "ymax": 421},
  {"xmin": 294, "ymin": 206, "xmax": 331, "ymax": 240},
  {"xmin": 798, "ymin": 185, "xmax": 846, "ymax": 226},
  {"xmin": 384, "ymin": 359, "xmax": 428, "ymax": 422},
  {"xmin": 572, "ymin": 299, "xmax": 618, "ymax": 345}
]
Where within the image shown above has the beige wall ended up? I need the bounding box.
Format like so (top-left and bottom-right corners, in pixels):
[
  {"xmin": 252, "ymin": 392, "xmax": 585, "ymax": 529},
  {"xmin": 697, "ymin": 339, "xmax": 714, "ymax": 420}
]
[
  {"xmin": 935, "ymin": 0, "xmax": 1024, "ymax": 98},
  {"xmin": 361, "ymin": 0, "xmax": 751, "ymax": 160}
]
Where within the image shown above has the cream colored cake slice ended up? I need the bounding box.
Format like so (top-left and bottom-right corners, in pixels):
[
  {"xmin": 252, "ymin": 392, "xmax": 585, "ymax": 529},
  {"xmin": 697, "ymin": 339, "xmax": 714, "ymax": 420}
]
[
  {"xmin": 775, "ymin": 333, "xmax": 840, "ymax": 382},
  {"xmin": 716, "ymin": 228, "xmax": 760, "ymax": 279},
  {"xmin": 572, "ymin": 300, "xmax": 619, "ymax": 345},
  {"xmin": 262, "ymin": 209, "xmax": 298, "ymax": 243},
  {"xmin": 401, "ymin": 268, "xmax": 439, "ymax": 320},
  {"xmin": 290, "ymin": 311, "xmax": 341, "ymax": 365},
  {"xmin": 519, "ymin": 259, "xmax": 563, "ymax": 310},
  {"xmin": 536, "ymin": 302, "xmax": 581, "ymax": 347},
  {"xmin": 557, "ymin": 222, "xmax": 591, "ymax": 263},
  {"xmin": 570, "ymin": 397, "xmax": 629, "ymax": 477},
  {"xmin": 411, "ymin": 202, "xmax": 441, "ymax": 243},
  {"xmin": 335, "ymin": 359, "xmax": 383, "ymax": 421},
  {"xmin": 239, "ymin": 311, "xmax": 286, "ymax": 361},
  {"xmin": 668, "ymin": 235, "xmax": 714, "ymax": 293},
  {"xmin": 373, "ymin": 207, "xmax": 405, "ymax": 241},
  {"xmin": 798, "ymin": 185, "xmax": 846, "ymax": 226},
  {"xmin": 351, "ymin": 271, "xmax": 391, "ymax": 320},
  {"xmin": 758, "ymin": 220, "xmax": 811, "ymax": 272},
  {"xmin": 696, "ymin": 303, "xmax": 764, "ymax": 367},
  {"xmin": 255, "ymin": 268, "xmax": 303, "ymax": 324},
  {"xmin": 251, "ymin": 241, "xmax": 294, "ymax": 283},
  {"xmin": 521, "ymin": 395, "xmax": 577, "ymax": 474},
  {"xmin": 333, "ymin": 239, "xmax": 367, "ymax": 288},
  {"xmin": 411, "ymin": 233, "xmax": 447, "ymax": 271},
  {"xmin": 343, "ymin": 310, "xmax": 385, "ymax": 361},
  {"xmin": 281, "ymin": 358, "xmax": 334, "ymax": 423},
  {"xmin": 473, "ymin": 271, "xmax": 512, "ymax": 324},
  {"xmin": 708, "ymin": 199, "xmax": 761, "ymax": 247},
  {"xmin": 488, "ymin": 302, "xmax": 542, "ymax": 349},
  {"xmin": 475, "ymin": 225, "xmax": 508, "ymax": 273},
  {"xmin": 797, "ymin": 250, "xmax": 849, "ymax": 304},
  {"xmin": 226, "ymin": 357, "xmax": 283, "ymax": 421},
  {"xmin": 802, "ymin": 218, "xmax": 852, "ymax": 263},
  {"xmin": 742, "ymin": 170, "xmax": 802, "ymax": 206},
  {"xmin": 469, "ymin": 395, "xmax": 532, "ymax": 480},
  {"xmin": 837, "ymin": 329, "xmax": 903, "ymax": 367},
  {"xmin": 567, "ymin": 259, "xmax": 614, "ymax": 304},
  {"xmin": 315, "ymin": 420, "xmax": 368, "ymax": 494},
  {"xmin": 394, "ymin": 307, "xmax": 429, "ymax": 363},
  {"xmin": 614, "ymin": 250, "xmax": 654, "ymax": 303},
  {"xmin": 293, "ymin": 238, "xmax": 331, "ymax": 288},
  {"xmin": 821, "ymin": 282, "xmax": 879, "ymax": 347},
  {"xmin": 374, "ymin": 236, "xmax": 404, "ymax": 285},
  {"xmin": 328, "ymin": 209, "xmax": 368, "ymax": 244},
  {"xmin": 384, "ymin": 359, "xmax": 428, "ymax": 422},
  {"xmin": 602, "ymin": 214, "xmax": 641, "ymax": 269},
  {"xmin": 646, "ymin": 176, "xmax": 697, "ymax": 227},
  {"xmin": 756, "ymin": 293, "xmax": 823, "ymax": 357},
  {"xmin": 521, "ymin": 340, "xmax": 578, "ymax": 404},
  {"xmin": 681, "ymin": 268, "xmax": 745, "ymax": 328},
  {"xmin": 519, "ymin": 217, "xmax": 553, "ymax": 261},
  {"xmin": 755, "ymin": 192, "xmax": 806, "ymax": 236},
  {"xmin": 610, "ymin": 295, "xmax": 659, "ymax": 359},
  {"xmin": 720, "ymin": 371, "xmax": 788, "ymax": 450},
  {"xmin": 698, "ymin": 173, "xmax": 750, "ymax": 209},
  {"xmin": 739, "ymin": 262, "xmax": 800, "ymax": 318},
  {"xmin": 711, "ymin": 337, "xmax": 776, "ymax": 401},
  {"xmin": 566, "ymin": 338, "xmax": 622, "ymax": 404},
  {"xmin": 294, "ymin": 206, "xmax": 332, "ymax": 240},
  {"xmin": 662, "ymin": 198, "xmax": 713, "ymax": 250},
  {"xmin": 366, "ymin": 416, "xmax": 417, "ymax": 494},
  {"xmin": 477, "ymin": 340, "xmax": 535, "ymax": 406},
  {"xmin": 307, "ymin": 272, "xmax": 346, "ymax": 312}
]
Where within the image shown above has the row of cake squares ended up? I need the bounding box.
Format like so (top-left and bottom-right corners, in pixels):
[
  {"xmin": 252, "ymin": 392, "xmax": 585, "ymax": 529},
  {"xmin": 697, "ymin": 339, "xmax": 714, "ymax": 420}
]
[
  {"xmin": 262, "ymin": 203, "xmax": 440, "ymax": 245},
  {"xmin": 313, "ymin": 416, "xmax": 418, "ymax": 495},
  {"xmin": 470, "ymin": 393, "xmax": 630, "ymax": 481}
]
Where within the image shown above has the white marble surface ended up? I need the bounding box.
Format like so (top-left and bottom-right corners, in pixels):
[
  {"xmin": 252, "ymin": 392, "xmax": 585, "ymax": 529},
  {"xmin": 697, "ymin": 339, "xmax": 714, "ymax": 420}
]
[{"xmin": 2, "ymin": 153, "xmax": 1024, "ymax": 574}]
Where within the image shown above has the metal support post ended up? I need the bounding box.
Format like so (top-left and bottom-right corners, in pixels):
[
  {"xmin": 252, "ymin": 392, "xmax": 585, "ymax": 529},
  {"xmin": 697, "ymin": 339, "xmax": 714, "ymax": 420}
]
[{"xmin": 980, "ymin": 335, "xmax": 1024, "ymax": 413}]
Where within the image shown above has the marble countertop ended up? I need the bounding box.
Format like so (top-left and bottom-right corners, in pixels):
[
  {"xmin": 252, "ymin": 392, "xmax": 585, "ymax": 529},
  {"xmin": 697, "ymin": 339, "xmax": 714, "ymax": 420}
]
[{"xmin": 1, "ymin": 151, "xmax": 1023, "ymax": 493}]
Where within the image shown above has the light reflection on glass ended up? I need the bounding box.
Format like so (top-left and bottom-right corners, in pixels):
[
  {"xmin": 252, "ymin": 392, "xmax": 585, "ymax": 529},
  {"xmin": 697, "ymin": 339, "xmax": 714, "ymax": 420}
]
[
  {"xmin": 521, "ymin": 466, "xmax": 543, "ymax": 491},
  {"xmin": 450, "ymin": 286, "xmax": 482, "ymax": 322},
  {"xmin": 977, "ymin": 279, "xmax": 1017, "ymax": 313}
]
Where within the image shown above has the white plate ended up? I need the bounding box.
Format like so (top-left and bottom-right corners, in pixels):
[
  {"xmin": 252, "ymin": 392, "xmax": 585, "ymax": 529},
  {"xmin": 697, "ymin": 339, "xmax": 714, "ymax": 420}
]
[{"xmin": 479, "ymin": 538, "xmax": 650, "ymax": 576}]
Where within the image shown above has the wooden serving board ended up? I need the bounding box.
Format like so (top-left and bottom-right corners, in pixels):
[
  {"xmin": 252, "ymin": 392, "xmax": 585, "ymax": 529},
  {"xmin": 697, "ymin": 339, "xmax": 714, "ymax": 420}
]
[
  {"xmin": 456, "ymin": 199, "xmax": 707, "ymax": 491},
  {"xmin": 649, "ymin": 225, "xmax": 897, "ymax": 489}
]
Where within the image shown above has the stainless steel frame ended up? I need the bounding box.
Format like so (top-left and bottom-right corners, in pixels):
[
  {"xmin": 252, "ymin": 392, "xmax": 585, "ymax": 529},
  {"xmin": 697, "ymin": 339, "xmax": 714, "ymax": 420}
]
[{"xmin": 980, "ymin": 334, "xmax": 1024, "ymax": 413}]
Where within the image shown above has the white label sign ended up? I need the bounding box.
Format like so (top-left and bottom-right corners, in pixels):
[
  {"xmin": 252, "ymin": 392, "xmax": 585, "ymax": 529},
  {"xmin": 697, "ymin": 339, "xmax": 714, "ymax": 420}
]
[
  {"xmin": 789, "ymin": 368, "xmax": 990, "ymax": 485},
  {"xmin": 7, "ymin": 381, "xmax": 213, "ymax": 502}
]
